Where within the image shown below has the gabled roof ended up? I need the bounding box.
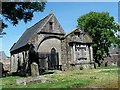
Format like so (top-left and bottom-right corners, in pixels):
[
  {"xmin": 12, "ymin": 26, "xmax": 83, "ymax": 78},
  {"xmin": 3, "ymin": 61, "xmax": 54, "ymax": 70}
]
[
  {"xmin": 65, "ymin": 28, "xmax": 78, "ymax": 37},
  {"xmin": 10, "ymin": 13, "xmax": 54, "ymax": 52},
  {"xmin": 10, "ymin": 13, "xmax": 65, "ymax": 52},
  {"xmin": 10, "ymin": 15, "xmax": 50, "ymax": 52},
  {"xmin": 0, "ymin": 51, "xmax": 8, "ymax": 59},
  {"xmin": 65, "ymin": 28, "xmax": 92, "ymax": 43}
]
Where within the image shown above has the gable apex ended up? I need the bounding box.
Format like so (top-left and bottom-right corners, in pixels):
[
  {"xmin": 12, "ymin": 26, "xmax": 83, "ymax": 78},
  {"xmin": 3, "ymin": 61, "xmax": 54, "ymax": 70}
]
[
  {"xmin": 10, "ymin": 13, "xmax": 65, "ymax": 53},
  {"xmin": 37, "ymin": 13, "xmax": 65, "ymax": 34},
  {"xmin": 10, "ymin": 13, "xmax": 53, "ymax": 52}
]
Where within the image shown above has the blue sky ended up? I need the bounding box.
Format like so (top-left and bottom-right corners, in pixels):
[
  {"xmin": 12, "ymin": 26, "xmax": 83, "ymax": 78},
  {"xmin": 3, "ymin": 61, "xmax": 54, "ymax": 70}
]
[{"xmin": 0, "ymin": 2, "xmax": 118, "ymax": 56}]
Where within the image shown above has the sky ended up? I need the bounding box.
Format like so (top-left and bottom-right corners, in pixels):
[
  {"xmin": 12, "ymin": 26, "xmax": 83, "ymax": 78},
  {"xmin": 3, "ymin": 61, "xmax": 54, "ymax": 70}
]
[{"xmin": 0, "ymin": 2, "xmax": 119, "ymax": 56}]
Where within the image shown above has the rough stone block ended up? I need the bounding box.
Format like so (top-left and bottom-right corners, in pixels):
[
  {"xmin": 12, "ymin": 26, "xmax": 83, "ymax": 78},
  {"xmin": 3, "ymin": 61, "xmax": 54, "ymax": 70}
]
[
  {"xmin": 31, "ymin": 62, "xmax": 39, "ymax": 77},
  {"xmin": 16, "ymin": 76, "xmax": 58, "ymax": 85}
]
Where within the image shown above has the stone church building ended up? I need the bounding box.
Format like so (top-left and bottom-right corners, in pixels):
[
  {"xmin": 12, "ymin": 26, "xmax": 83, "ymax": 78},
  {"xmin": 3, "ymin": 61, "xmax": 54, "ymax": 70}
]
[{"xmin": 10, "ymin": 13, "xmax": 94, "ymax": 76}]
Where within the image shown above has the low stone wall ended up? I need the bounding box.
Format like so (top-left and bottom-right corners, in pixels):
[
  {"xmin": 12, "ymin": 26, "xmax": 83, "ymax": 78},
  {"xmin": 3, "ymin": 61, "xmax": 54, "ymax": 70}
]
[
  {"xmin": 0, "ymin": 59, "xmax": 10, "ymax": 71},
  {"xmin": 68, "ymin": 62, "xmax": 94, "ymax": 71},
  {"xmin": 75, "ymin": 64, "xmax": 94, "ymax": 70}
]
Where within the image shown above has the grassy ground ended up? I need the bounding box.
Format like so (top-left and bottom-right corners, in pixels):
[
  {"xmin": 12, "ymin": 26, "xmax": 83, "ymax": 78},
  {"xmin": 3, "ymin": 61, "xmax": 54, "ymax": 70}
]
[{"xmin": 1, "ymin": 65, "xmax": 119, "ymax": 88}]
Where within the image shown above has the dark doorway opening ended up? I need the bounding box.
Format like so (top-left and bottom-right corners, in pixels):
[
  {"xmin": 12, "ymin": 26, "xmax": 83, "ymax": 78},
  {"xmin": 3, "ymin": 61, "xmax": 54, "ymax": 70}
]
[{"xmin": 48, "ymin": 48, "xmax": 59, "ymax": 70}]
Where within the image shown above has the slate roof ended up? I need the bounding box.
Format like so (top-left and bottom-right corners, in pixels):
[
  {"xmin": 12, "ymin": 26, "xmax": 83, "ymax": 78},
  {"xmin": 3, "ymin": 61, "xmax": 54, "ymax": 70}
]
[
  {"xmin": 10, "ymin": 13, "xmax": 52, "ymax": 52},
  {"xmin": 0, "ymin": 51, "xmax": 8, "ymax": 59}
]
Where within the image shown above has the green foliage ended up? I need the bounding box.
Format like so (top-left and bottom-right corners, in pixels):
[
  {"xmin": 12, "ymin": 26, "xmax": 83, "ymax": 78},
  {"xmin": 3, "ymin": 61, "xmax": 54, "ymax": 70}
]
[
  {"xmin": 96, "ymin": 65, "xmax": 118, "ymax": 69},
  {"xmin": 1, "ymin": 2, "xmax": 46, "ymax": 31},
  {"xmin": 77, "ymin": 12, "xmax": 119, "ymax": 65},
  {"xmin": 80, "ymin": 65, "xmax": 84, "ymax": 70}
]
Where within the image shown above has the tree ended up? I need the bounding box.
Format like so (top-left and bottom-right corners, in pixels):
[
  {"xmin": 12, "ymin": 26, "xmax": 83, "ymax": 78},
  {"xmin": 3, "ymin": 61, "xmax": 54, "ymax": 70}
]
[
  {"xmin": 77, "ymin": 12, "xmax": 119, "ymax": 67},
  {"xmin": 1, "ymin": 2, "xmax": 46, "ymax": 33}
]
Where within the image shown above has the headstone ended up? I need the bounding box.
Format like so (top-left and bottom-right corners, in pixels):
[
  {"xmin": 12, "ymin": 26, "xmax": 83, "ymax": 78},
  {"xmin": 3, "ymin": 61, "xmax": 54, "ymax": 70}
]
[{"xmin": 31, "ymin": 62, "xmax": 39, "ymax": 77}]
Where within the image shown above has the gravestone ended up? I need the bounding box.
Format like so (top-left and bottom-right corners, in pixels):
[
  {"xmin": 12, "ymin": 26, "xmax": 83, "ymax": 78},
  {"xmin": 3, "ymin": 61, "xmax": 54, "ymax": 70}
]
[{"xmin": 31, "ymin": 62, "xmax": 39, "ymax": 77}]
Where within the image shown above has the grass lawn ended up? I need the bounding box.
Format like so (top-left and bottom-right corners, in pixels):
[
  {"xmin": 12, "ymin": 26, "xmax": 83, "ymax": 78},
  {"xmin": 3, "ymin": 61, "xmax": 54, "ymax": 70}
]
[{"xmin": 1, "ymin": 65, "xmax": 119, "ymax": 88}]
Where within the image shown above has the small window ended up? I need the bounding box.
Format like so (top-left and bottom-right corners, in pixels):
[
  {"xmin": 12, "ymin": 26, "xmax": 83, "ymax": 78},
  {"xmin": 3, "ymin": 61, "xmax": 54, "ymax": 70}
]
[{"xmin": 49, "ymin": 22, "xmax": 53, "ymax": 30}]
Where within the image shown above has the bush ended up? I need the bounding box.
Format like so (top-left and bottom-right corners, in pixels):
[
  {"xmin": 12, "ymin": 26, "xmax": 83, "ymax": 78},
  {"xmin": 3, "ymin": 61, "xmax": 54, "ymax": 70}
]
[{"xmin": 80, "ymin": 65, "xmax": 84, "ymax": 70}]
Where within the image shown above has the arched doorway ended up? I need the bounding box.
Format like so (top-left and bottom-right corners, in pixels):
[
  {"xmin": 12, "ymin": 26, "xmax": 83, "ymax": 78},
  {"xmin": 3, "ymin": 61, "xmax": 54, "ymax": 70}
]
[{"xmin": 48, "ymin": 48, "xmax": 59, "ymax": 70}]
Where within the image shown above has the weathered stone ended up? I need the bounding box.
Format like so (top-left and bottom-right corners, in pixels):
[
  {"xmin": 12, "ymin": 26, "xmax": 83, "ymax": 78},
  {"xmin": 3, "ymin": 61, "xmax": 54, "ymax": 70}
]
[
  {"xmin": 10, "ymin": 13, "xmax": 94, "ymax": 75},
  {"xmin": 16, "ymin": 76, "xmax": 58, "ymax": 85},
  {"xmin": 31, "ymin": 62, "xmax": 39, "ymax": 77},
  {"xmin": 11, "ymin": 54, "xmax": 18, "ymax": 72}
]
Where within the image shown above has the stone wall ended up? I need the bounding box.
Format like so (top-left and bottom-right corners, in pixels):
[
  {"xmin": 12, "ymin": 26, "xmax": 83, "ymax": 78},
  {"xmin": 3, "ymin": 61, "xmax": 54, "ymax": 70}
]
[
  {"xmin": 40, "ymin": 15, "xmax": 64, "ymax": 34},
  {"xmin": 61, "ymin": 30, "xmax": 94, "ymax": 70},
  {"xmin": 61, "ymin": 39, "xmax": 68, "ymax": 70},
  {"xmin": 0, "ymin": 58, "xmax": 10, "ymax": 71},
  {"xmin": 10, "ymin": 54, "xmax": 18, "ymax": 72},
  {"xmin": 38, "ymin": 38, "xmax": 62, "ymax": 65},
  {"xmin": 10, "ymin": 13, "xmax": 65, "ymax": 74},
  {"xmin": 102, "ymin": 54, "xmax": 119, "ymax": 66},
  {"xmin": 10, "ymin": 50, "xmax": 29, "ymax": 74}
]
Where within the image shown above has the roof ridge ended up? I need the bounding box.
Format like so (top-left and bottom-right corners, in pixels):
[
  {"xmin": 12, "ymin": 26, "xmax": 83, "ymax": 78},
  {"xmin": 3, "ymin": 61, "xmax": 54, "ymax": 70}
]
[
  {"xmin": 10, "ymin": 13, "xmax": 53, "ymax": 52},
  {"xmin": 27, "ymin": 14, "xmax": 50, "ymax": 30},
  {"xmin": 28, "ymin": 13, "xmax": 53, "ymax": 44},
  {"xmin": 65, "ymin": 28, "xmax": 78, "ymax": 37},
  {"xmin": 36, "ymin": 13, "xmax": 53, "ymax": 34}
]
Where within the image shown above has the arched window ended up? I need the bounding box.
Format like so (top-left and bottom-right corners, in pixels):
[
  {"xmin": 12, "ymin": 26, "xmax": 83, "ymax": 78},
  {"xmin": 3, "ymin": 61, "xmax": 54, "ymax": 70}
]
[
  {"xmin": 51, "ymin": 48, "xmax": 56, "ymax": 54},
  {"xmin": 51, "ymin": 48, "xmax": 56, "ymax": 68}
]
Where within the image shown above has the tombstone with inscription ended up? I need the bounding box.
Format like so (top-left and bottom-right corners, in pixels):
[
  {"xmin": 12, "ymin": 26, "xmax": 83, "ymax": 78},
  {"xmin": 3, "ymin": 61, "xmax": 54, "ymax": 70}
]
[{"xmin": 31, "ymin": 62, "xmax": 39, "ymax": 77}]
